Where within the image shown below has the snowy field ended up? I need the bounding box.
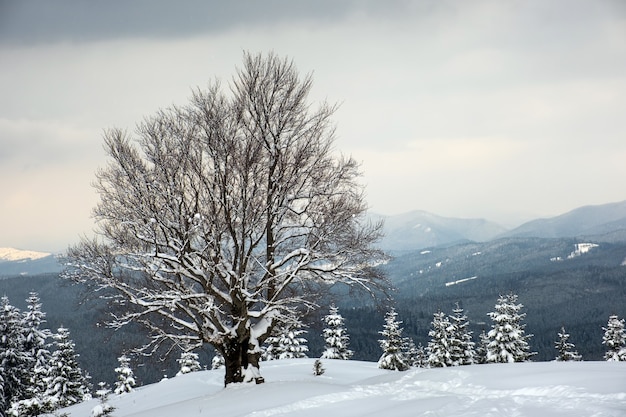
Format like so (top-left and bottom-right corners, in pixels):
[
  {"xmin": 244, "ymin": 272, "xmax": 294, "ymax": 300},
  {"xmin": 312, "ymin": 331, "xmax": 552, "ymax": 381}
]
[{"xmin": 64, "ymin": 359, "xmax": 626, "ymax": 417}]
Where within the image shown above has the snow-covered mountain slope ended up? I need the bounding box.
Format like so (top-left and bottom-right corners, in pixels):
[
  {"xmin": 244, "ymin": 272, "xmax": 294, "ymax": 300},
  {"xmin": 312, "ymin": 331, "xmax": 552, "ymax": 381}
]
[
  {"xmin": 63, "ymin": 359, "xmax": 626, "ymax": 417},
  {"xmin": 0, "ymin": 247, "xmax": 51, "ymax": 261},
  {"xmin": 0, "ymin": 247, "xmax": 61, "ymax": 277}
]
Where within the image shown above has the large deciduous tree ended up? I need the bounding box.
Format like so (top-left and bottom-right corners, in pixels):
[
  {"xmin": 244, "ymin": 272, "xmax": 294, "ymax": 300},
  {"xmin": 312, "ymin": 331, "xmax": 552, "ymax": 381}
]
[{"xmin": 63, "ymin": 52, "xmax": 386, "ymax": 386}]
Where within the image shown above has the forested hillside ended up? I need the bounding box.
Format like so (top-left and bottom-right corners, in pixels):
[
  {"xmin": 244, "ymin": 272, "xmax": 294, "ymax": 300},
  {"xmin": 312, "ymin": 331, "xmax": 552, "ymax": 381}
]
[
  {"xmin": 340, "ymin": 236, "xmax": 626, "ymax": 362},
  {"xmin": 3, "ymin": 234, "xmax": 624, "ymax": 386},
  {"xmin": 0, "ymin": 274, "xmax": 195, "ymax": 386}
]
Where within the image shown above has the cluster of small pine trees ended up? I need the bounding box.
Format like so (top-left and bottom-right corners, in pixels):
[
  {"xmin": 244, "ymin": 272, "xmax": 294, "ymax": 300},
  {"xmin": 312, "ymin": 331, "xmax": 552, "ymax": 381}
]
[
  {"xmin": 255, "ymin": 304, "xmax": 354, "ymax": 364},
  {"xmin": 0, "ymin": 293, "xmax": 89, "ymax": 417},
  {"xmin": 0, "ymin": 294, "xmax": 145, "ymax": 417},
  {"xmin": 262, "ymin": 319, "xmax": 310, "ymax": 361},
  {"xmin": 377, "ymin": 304, "xmax": 482, "ymax": 371},
  {"xmin": 377, "ymin": 292, "xmax": 626, "ymax": 371},
  {"xmin": 209, "ymin": 304, "xmax": 355, "ymax": 370},
  {"xmin": 7, "ymin": 291, "xmax": 621, "ymax": 415},
  {"xmin": 208, "ymin": 295, "xmax": 626, "ymax": 373}
]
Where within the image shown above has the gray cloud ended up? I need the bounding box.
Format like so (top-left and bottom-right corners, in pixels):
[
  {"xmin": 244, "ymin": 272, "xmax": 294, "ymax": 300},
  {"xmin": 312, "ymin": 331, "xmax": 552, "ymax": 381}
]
[
  {"xmin": 1, "ymin": 0, "xmax": 626, "ymax": 251},
  {"xmin": 0, "ymin": 0, "xmax": 373, "ymax": 44}
]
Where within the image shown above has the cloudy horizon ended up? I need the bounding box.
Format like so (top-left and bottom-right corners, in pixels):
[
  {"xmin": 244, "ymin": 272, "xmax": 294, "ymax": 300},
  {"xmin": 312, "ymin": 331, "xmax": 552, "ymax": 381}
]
[{"xmin": 2, "ymin": 0, "xmax": 625, "ymax": 252}]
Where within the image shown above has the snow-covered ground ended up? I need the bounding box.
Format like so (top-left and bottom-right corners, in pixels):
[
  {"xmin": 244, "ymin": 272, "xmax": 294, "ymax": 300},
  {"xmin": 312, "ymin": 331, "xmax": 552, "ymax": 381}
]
[{"xmin": 64, "ymin": 359, "xmax": 625, "ymax": 417}]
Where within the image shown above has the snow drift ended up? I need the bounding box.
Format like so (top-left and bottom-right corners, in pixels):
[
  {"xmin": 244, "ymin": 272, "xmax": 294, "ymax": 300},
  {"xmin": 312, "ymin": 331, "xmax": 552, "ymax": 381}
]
[{"xmin": 62, "ymin": 359, "xmax": 626, "ymax": 417}]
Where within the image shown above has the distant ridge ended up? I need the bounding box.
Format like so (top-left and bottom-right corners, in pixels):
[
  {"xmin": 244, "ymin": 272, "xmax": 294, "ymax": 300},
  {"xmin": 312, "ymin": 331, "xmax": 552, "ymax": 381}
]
[
  {"xmin": 0, "ymin": 247, "xmax": 60, "ymax": 277},
  {"xmin": 498, "ymin": 200, "xmax": 626, "ymax": 239},
  {"xmin": 375, "ymin": 210, "xmax": 507, "ymax": 252},
  {"xmin": 0, "ymin": 247, "xmax": 51, "ymax": 262},
  {"xmin": 374, "ymin": 200, "xmax": 626, "ymax": 253}
]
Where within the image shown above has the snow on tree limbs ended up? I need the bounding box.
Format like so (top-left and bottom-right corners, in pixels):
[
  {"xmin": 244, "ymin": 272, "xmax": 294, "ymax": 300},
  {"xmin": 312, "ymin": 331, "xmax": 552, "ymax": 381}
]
[
  {"xmin": 486, "ymin": 293, "xmax": 535, "ymax": 363},
  {"xmin": 62, "ymin": 52, "xmax": 388, "ymax": 386}
]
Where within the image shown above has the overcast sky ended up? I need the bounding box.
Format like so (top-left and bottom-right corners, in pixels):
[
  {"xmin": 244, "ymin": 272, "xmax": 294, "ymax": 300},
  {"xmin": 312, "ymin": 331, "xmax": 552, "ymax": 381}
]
[{"xmin": 1, "ymin": 0, "xmax": 625, "ymax": 252}]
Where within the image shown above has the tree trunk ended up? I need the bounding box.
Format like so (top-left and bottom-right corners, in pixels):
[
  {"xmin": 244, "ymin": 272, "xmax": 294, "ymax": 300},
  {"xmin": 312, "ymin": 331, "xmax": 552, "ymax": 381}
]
[
  {"xmin": 244, "ymin": 343, "xmax": 265, "ymax": 384},
  {"xmin": 222, "ymin": 339, "xmax": 244, "ymax": 386},
  {"xmin": 222, "ymin": 336, "xmax": 265, "ymax": 386}
]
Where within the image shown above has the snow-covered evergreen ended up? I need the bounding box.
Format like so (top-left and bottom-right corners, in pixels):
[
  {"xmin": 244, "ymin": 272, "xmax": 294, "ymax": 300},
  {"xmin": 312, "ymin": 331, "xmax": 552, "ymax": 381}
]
[
  {"xmin": 405, "ymin": 338, "xmax": 419, "ymax": 367},
  {"xmin": 1, "ymin": 294, "xmax": 58, "ymax": 417},
  {"xmin": 92, "ymin": 382, "xmax": 114, "ymax": 417},
  {"xmin": 486, "ymin": 293, "xmax": 535, "ymax": 363},
  {"xmin": 211, "ymin": 353, "xmax": 225, "ymax": 370},
  {"xmin": 176, "ymin": 350, "xmax": 202, "ymax": 376},
  {"xmin": 320, "ymin": 304, "xmax": 353, "ymax": 360},
  {"xmin": 114, "ymin": 355, "xmax": 136, "ymax": 394},
  {"xmin": 0, "ymin": 296, "xmax": 32, "ymax": 415},
  {"xmin": 269, "ymin": 322, "xmax": 309, "ymax": 360},
  {"xmin": 313, "ymin": 359, "xmax": 325, "ymax": 376},
  {"xmin": 261, "ymin": 335, "xmax": 279, "ymax": 361},
  {"xmin": 602, "ymin": 315, "xmax": 626, "ymax": 361},
  {"xmin": 427, "ymin": 310, "xmax": 452, "ymax": 367},
  {"xmin": 377, "ymin": 308, "xmax": 410, "ymax": 371},
  {"xmin": 476, "ymin": 329, "xmax": 489, "ymax": 364},
  {"xmin": 554, "ymin": 326, "xmax": 582, "ymax": 362},
  {"xmin": 448, "ymin": 303, "xmax": 476, "ymax": 365},
  {"xmin": 45, "ymin": 327, "xmax": 89, "ymax": 408},
  {"xmin": 414, "ymin": 343, "xmax": 429, "ymax": 368},
  {"xmin": 22, "ymin": 292, "xmax": 52, "ymax": 399}
]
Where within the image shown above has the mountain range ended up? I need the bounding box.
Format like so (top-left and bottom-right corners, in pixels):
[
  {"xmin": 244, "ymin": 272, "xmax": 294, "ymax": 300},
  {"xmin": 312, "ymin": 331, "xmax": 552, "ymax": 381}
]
[
  {"xmin": 1, "ymin": 200, "xmax": 626, "ymax": 384},
  {"xmin": 376, "ymin": 199, "xmax": 626, "ymax": 252},
  {"xmin": 3, "ymin": 200, "xmax": 626, "ymax": 276}
]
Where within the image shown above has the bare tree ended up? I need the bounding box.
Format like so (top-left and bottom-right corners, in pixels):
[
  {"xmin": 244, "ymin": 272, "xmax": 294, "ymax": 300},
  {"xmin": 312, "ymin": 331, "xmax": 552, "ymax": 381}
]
[{"xmin": 63, "ymin": 52, "xmax": 387, "ymax": 386}]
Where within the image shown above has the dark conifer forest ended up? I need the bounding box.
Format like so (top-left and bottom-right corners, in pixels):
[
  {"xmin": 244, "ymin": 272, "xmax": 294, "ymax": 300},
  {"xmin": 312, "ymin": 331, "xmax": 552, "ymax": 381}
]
[{"xmin": 2, "ymin": 235, "xmax": 625, "ymax": 385}]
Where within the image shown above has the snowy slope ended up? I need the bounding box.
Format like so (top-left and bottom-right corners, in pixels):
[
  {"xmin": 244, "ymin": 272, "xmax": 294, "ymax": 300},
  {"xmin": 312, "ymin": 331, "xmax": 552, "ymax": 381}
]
[
  {"xmin": 0, "ymin": 247, "xmax": 51, "ymax": 261},
  {"xmin": 0, "ymin": 247, "xmax": 60, "ymax": 277},
  {"xmin": 63, "ymin": 359, "xmax": 626, "ymax": 417}
]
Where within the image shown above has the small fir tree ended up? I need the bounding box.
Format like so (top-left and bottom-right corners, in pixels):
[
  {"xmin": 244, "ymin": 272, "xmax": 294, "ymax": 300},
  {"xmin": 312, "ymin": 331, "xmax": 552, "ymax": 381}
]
[
  {"xmin": 486, "ymin": 293, "xmax": 535, "ymax": 363},
  {"xmin": 377, "ymin": 308, "xmax": 410, "ymax": 371},
  {"xmin": 602, "ymin": 315, "xmax": 626, "ymax": 361},
  {"xmin": 211, "ymin": 352, "xmax": 225, "ymax": 370},
  {"xmin": 475, "ymin": 330, "xmax": 489, "ymax": 364},
  {"xmin": 114, "ymin": 355, "xmax": 136, "ymax": 394},
  {"xmin": 261, "ymin": 337, "xmax": 278, "ymax": 361},
  {"xmin": 554, "ymin": 326, "xmax": 582, "ymax": 362},
  {"xmin": 414, "ymin": 343, "xmax": 428, "ymax": 368},
  {"xmin": 405, "ymin": 338, "xmax": 419, "ymax": 367},
  {"xmin": 92, "ymin": 382, "xmax": 115, "ymax": 417},
  {"xmin": 45, "ymin": 327, "xmax": 89, "ymax": 408},
  {"xmin": 8, "ymin": 394, "xmax": 55, "ymax": 417},
  {"xmin": 272, "ymin": 321, "xmax": 309, "ymax": 359},
  {"xmin": 313, "ymin": 359, "xmax": 325, "ymax": 376},
  {"xmin": 448, "ymin": 303, "xmax": 476, "ymax": 365},
  {"xmin": 427, "ymin": 310, "xmax": 453, "ymax": 368},
  {"xmin": 21, "ymin": 292, "xmax": 53, "ymax": 400},
  {"xmin": 176, "ymin": 350, "xmax": 202, "ymax": 376},
  {"xmin": 321, "ymin": 304, "xmax": 353, "ymax": 360}
]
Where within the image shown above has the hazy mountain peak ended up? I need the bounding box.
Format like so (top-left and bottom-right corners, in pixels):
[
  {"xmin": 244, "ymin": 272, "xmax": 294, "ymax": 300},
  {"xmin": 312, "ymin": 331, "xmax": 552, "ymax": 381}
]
[
  {"xmin": 374, "ymin": 210, "xmax": 508, "ymax": 252},
  {"xmin": 0, "ymin": 247, "xmax": 51, "ymax": 262},
  {"xmin": 499, "ymin": 200, "xmax": 626, "ymax": 239}
]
